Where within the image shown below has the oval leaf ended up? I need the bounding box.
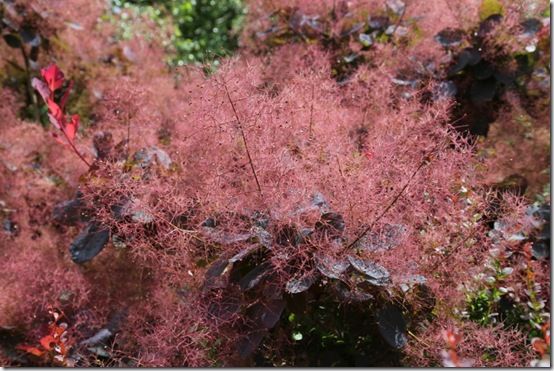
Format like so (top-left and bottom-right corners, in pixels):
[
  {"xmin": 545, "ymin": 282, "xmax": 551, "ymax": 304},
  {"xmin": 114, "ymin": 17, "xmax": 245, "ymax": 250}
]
[
  {"xmin": 285, "ymin": 273, "xmax": 318, "ymax": 294},
  {"xmin": 3, "ymin": 33, "xmax": 21, "ymax": 48},
  {"xmin": 347, "ymin": 255, "xmax": 390, "ymax": 281},
  {"xmin": 237, "ymin": 330, "xmax": 266, "ymax": 359},
  {"xmin": 377, "ymin": 304, "xmax": 407, "ymax": 349},
  {"xmin": 315, "ymin": 253, "xmax": 350, "ymax": 279},
  {"xmin": 239, "ymin": 263, "xmax": 271, "ymax": 291}
]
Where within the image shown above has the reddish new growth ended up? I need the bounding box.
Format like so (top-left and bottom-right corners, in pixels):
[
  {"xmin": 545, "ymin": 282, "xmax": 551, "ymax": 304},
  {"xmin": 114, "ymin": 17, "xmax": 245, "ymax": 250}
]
[
  {"xmin": 16, "ymin": 308, "xmax": 72, "ymax": 366},
  {"xmin": 440, "ymin": 328, "xmax": 474, "ymax": 367},
  {"xmin": 32, "ymin": 64, "xmax": 90, "ymax": 167},
  {"xmin": 531, "ymin": 321, "xmax": 551, "ymax": 365}
]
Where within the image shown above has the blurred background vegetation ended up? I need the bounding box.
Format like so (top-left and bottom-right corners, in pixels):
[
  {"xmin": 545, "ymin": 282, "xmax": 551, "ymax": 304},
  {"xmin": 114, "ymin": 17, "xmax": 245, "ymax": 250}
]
[{"xmin": 109, "ymin": 0, "xmax": 246, "ymax": 69}]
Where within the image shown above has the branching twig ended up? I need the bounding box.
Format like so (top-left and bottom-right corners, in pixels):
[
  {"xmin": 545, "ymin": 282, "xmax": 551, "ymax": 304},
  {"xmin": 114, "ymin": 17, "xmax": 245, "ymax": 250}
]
[
  {"xmin": 308, "ymin": 83, "xmax": 315, "ymax": 139},
  {"xmin": 223, "ymin": 82, "xmax": 263, "ymax": 196},
  {"xmin": 408, "ymin": 330, "xmax": 432, "ymax": 348},
  {"xmin": 346, "ymin": 142, "xmax": 441, "ymax": 249},
  {"xmin": 60, "ymin": 126, "xmax": 91, "ymax": 167}
]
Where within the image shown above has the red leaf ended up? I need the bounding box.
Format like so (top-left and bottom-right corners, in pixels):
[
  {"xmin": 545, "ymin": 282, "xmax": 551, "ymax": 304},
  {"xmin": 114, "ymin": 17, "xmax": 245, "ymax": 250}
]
[
  {"xmin": 41, "ymin": 64, "xmax": 64, "ymax": 92},
  {"xmin": 46, "ymin": 98, "xmax": 65, "ymax": 122},
  {"xmin": 532, "ymin": 338, "xmax": 548, "ymax": 356},
  {"xmin": 39, "ymin": 335, "xmax": 56, "ymax": 351},
  {"xmin": 47, "ymin": 98, "xmax": 65, "ymax": 129},
  {"xmin": 65, "ymin": 115, "xmax": 79, "ymax": 142},
  {"xmin": 31, "ymin": 77, "xmax": 51, "ymax": 103},
  {"xmin": 16, "ymin": 345, "xmax": 45, "ymax": 357},
  {"xmin": 442, "ymin": 329, "xmax": 461, "ymax": 349},
  {"xmin": 51, "ymin": 323, "xmax": 67, "ymax": 339}
]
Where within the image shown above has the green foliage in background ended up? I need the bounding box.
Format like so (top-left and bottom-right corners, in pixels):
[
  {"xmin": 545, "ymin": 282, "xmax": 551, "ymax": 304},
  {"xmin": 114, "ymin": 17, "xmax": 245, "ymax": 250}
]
[{"xmin": 110, "ymin": 0, "xmax": 246, "ymax": 68}]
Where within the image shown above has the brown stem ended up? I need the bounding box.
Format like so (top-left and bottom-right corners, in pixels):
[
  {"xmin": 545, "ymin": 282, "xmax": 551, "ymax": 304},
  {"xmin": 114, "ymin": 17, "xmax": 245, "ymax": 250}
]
[
  {"xmin": 308, "ymin": 83, "xmax": 315, "ymax": 139},
  {"xmin": 223, "ymin": 82, "xmax": 263, "ymax": 196},
  {"xmin": 59, "ymin": 125, "xmax": 91, "ymax": 168}
]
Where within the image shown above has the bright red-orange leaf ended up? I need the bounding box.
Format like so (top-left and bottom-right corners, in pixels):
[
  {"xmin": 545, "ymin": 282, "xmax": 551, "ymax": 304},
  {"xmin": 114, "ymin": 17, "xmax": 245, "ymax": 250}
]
[
  {"xmin": 39, "ymin": 335, "xmax": 56, "ymax": 351},
  {"xmin": 51, "ymin": 323, "xmax": 67, "ymax": 339},
  {"xmin": 65, "ymin": 115, "xmax": 79, "ymax": 142},
  {"xmin": 442, "ymin": 329, "xmax": 462, "ymax": 349},
  {"xmin": 46, "ymin": 98, "xmax": 64, "ymax": 130},
  {"xmin": 532, "ymin": 338, "xmax": 548, "ymax": 356},
  {"xmin": 16, "ymin": 345, "xmax": 45, "ymax": 357}
]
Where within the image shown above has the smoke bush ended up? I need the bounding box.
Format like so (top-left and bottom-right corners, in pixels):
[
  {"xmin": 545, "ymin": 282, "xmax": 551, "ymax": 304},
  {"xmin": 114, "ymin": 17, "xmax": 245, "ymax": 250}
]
[{"xmin": 0, "ymin": 0, "xmax": 549, "ymax": 367}]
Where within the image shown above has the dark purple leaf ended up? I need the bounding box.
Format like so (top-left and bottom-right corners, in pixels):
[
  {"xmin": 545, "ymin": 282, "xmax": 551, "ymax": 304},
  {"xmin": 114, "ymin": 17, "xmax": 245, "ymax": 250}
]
[
  {"xmin": 520, "ymin": 18, "xmax": 542, "ymax": 37},
  {"xmin": 237, "ymin": 330, "xmax": 267, "ymax": 359},
  {"xmin": 52, "ymin": 195, "xmax": 88, "ymax": 226},
  {"xmin": 472, "ymin": 61, "xmax": 494, "ymax": 80},
  {"xmin": 470, "ymin": 79, "xmax": 497, "ymax": 103},
  {"xmin": 29, "ymin": 45, "xmax": 39, "ymax": 61},
  {"xmin": 239, "ymin": 263, "xmax": 271, "ymax": 291},
  {"xmin": 285, "ymin": 273, "xmax": 319, "ymax": 294},
  {"xmin": 315, "ymin": 253, "xmax": 350, "ymax": 279},
  {"xmin": 377, "ymin": 304, "xmax": 407, "ymax": 349},
  {"xmin": 69, "ymin": 222, "xmax": 109, "ymax": 264},
  {"xmin": 478, "ymin": 14, "xmax": 502, "ymax": 37},
  {"xmin": 332, "ymin": 281, "xmax": 373, "ymax": 302},
  {"xmin": 229, "ymin": 244, "xmax": 260, "ymax": 264},
  {"xmin": 251, "ymin": 299, "xmax": 286, "ymax": 329},
  {"xmin": 435, "ymin": 28, "xmax": 464, "ymax": 48},
  {"xmin": 3, "ymin": 33, "xmax": 21, "ymax": 48},
  {"xmin": 448, "ymin": 48, "xmax": 481, "ymax": 75},
  {"xmin": 208, "ymin": 296, "xmax": 241, "ymax": 321},
  {"xmin": 19, "ymin": 26, "xmax": 40, "ymax": 46},
  {"xmin": 203, "ymin": 258, "xmax": 231, "ymax": 290},
  {"xmin": 315, "ymin": 212, "xmax": 345, "ymax": 236},
  {"xmin": 367, "ymin": 16, "xmax": 389, "ymax": 30},
  {"xmin": 347, "ymin": 255, "xmax": 391, "ymax": 286}
]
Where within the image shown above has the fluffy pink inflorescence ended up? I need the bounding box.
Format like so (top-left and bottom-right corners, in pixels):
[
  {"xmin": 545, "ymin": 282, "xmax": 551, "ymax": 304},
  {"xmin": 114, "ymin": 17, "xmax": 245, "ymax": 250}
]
[{"xmin": 76, "ymin": 40, "xmax": 494, "ymax": 364}]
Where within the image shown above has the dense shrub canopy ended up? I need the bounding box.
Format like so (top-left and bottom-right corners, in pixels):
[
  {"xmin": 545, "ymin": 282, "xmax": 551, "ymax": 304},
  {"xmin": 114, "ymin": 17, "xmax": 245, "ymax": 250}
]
[{"xmin": 0, "ymin": 0, "xmax": 550, "ymax": 367}]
